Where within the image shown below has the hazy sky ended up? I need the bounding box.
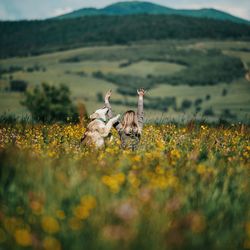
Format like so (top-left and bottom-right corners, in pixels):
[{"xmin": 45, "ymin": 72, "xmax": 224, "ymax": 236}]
[{"xmin": 0, "ymin": 0, "xmax": 250, "ymax": 21}]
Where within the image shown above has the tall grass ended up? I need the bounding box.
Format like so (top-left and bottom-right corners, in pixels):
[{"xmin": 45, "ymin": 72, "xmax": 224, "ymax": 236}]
[{"xmin": 0, "ymin": 123, "xmax": 249, "ymax": 250}]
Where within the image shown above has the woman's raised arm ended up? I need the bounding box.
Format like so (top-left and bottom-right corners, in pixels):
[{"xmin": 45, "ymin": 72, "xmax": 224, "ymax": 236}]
[
  {"xmin": 137, "ymin": 88, "xmax": 145, "ymax": 130},
  {"xmin": 104, "ymin": 89, "xmax": 113, "ymax": 119},
  {"xmin": 104, "ymin": 89, "xmax": 122, "ymax": 130}
]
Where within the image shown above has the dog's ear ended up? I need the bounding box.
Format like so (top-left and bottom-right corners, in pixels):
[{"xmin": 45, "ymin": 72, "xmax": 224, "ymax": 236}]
[{"xmin": 90, "ymin": 113, "xmax": 99, "ymax": 120}]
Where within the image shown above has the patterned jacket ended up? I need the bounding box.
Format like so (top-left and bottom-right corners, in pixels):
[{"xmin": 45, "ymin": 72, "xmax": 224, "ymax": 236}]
[{"xmin": 105, "ymin": 96, "xmax": 144, "ymax": 150}]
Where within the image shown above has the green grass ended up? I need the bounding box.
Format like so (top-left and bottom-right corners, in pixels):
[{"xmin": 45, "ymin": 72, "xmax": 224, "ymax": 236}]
[
  {"xmin": 113, "ymin": 60, "xmax": 185, "ymax": 77},
  {"xmin": 0, "ymin": 40, "xmax": 250, "ymax": 122},
  {"xmin": 150, "ymin": 79, "xmax": 250, "ymax": 119},
  {"xmin": 0, "ymin": 92, "xmax": 26, "ymax": 114},
  {"xmin": 0, "ymin": 123, "xmax": 249, "ymax": 249}
]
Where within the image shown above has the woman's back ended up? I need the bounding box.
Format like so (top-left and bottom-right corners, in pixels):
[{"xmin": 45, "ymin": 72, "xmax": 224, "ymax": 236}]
[
  {"xmin": 105, "ymin": 89, "xmax": 145, "ymax": 151},
  {"xmin": 119, "ymin": 129, "xmax": 141, "ymax": 150}
]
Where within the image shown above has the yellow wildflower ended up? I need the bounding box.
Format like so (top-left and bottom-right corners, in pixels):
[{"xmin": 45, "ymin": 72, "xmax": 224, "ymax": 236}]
[
  {"xmin": 3, "ymin": 217, "xmax": 20, "ymax": 234},
  {"xmin": 68, "ymin": 217, "xmax": 82, "ymax": 231},
  {"xmin": 73, "ymin": 205, "xmax": 90, "ymax": 220},
  {"xmin": 128, "ymin": 172, "xmax": 140, "ymax": 188},
  {"xmin": 80, "ymin": 195, "xmax": 97, "ymax": 210},
  {"xmin": 56, "ymin": 210, "xmax": 65, "ymax": 220},
  {"xmin": 14, "ymin": 229, "xmax": 32, "ymax": 247},
  {"xmin": 171, "ymin": 149, "xmax": 181, "ymax": 159},
  {"xmin": 102, "ymin": 173, "xmax": 126, "ymax": 193},
  {"xmin": 197, "ymin": 164, "xmax": 206, "ymax": 175},
  {"xmin": 41, "ymin": 216, "xmax": 60, "ymax": 234},
  {"xmin": 43, "ymin": 236, "xmax": 61, "ymax": 250}
]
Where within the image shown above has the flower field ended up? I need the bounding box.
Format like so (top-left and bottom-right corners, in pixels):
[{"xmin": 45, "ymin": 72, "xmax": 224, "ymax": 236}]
[{"xmin": 0, "ymin": 123, "xmax": 249, "ymax": 250}]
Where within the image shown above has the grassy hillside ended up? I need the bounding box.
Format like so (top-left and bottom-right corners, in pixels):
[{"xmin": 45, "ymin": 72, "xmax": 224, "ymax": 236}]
[
  {"xmin": 1, "ymin": 15, "xmax": 250, "ymax": 59},
  {"xmin": 56, "ymin": 1, "xmax": 250, "ymax": 25},
  {"xmin": 0, "ymin": 40, "xmax": 250, "ymax": 123}
]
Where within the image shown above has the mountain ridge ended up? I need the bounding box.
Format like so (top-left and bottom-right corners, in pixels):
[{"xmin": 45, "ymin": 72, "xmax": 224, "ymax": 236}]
[{"xmin": 54, "ymin": 1, "xmax": 250, "ymax": 25}]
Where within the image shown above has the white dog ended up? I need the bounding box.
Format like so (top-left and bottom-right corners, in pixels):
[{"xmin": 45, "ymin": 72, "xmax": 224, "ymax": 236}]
[{"xmin": 81, "ymin": 107, "xmax": 120, "ymax": 148}]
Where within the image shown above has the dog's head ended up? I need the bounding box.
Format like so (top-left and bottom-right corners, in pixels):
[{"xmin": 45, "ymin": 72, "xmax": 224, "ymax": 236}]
[{"xmin": 89, "ymin": 107, "xmax": 109, "ymax": 121}]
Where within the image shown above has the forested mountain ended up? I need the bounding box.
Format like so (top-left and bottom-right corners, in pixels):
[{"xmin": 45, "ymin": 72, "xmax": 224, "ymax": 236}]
[
  {"xmin": 55, "ymin": 1, "xmax": 250, "ymax": 25},
  {"xmin": 1, "ymin": 14, "xmax": 250, "ymax": 58}
]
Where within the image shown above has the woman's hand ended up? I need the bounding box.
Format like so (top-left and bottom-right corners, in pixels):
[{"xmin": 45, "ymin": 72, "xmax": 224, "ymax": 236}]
[
  {"xmin": 137, "ymin": 88, "xmax": 146, "ymax": 97},
  {"xmin": 105, "ymin": 89, "xmax": 112, "ymax": 101}
]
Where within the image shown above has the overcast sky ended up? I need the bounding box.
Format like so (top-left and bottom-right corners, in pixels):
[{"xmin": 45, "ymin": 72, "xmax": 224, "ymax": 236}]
[{"xmin": 0, "ymin": 0, "xmax": 250, "ymax": 21}]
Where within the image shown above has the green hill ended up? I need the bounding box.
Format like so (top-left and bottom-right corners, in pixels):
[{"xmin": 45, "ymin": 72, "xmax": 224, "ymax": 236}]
[
  {"xmin": 1, "ymin": 14, "xmax": 250, "ymax": 59},
  {"xmin": 55, "ymin": 1, "xmax": 250, "ymax": 25}
]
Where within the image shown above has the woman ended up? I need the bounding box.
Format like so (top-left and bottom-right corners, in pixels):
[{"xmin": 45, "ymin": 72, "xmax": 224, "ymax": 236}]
[{"xmin": 104, "ymin": 89, "xmax": 145, "ymax": 150}]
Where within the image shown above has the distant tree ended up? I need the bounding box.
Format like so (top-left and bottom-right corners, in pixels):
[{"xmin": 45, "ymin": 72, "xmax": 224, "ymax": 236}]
[
  {"xmin": 10, "ymin": 80, "xmax": 28, "ymax": 92},
  {"xmin": 92, "ymin": 71, "xmax": 104, "ymax": 78},
  {"xmin": 181, "ymin": 99, "xmax": 192, "ymax": 110},
  {"xmin": 1, "ymin": 15, "xmax": 250, "ymax": 58},
  {"xmin": 96, "ymin": 92, "xmax": 103, "ymax": 102},
  {"xmin": 76, "ymin": 71, "xmax": 86, "ymax": 77},
  {"xmin": 21, "ymin": 83, "xmax": 79, "ymax": 123},
  {"xmin": 34, "ymin": 64, "xmax": 40, "ymax": 71},
  {"xmin": 203, "ymin": 108, "xmax": 214, "ymax": 116},
  {"xmin": 119, "ymin": 61, "xmax": 132, "ymax": 68},
  {"xmin": 26, "ymin": 67, "xmax": 35, "ymax": 73},
  {"xmin": 196, "ymin": 107, "xmax": 202, "ymax": 112},
  {"xmin": 222, "ymin": 89, "xmax": 228, "ymax": 96},
  {"xmin": 221, "ymin": 109, "xmax": 236, "ymax": 119},
  {"xmin": 194, "ymin": 98, "xmax": 203, "ymax": 106},
  {"xmin": 205, "ymin": 94, "xmax": 211, "ymax": 100}
]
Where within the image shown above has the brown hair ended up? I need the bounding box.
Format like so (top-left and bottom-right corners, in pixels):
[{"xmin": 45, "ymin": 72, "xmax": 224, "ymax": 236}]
[{"xmin": 121, "ymin": 110, "xmax": 141, "ymax": 134}]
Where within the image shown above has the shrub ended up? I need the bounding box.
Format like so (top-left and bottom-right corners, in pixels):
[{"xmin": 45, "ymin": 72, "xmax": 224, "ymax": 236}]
[
  {"xmin": 222, "ymin": 89, "xmax": 228, "ymax": 96},
  {"xmin": 0, "ymin": 65, "xmax": 23, "ymax": 76},
  {"xmin": 10, "ymin": 80, "xmax": 28, "ymax": 92},
  {"xmin": 96, "ymin": 92, "xmax": 103, "ymax": 102},
  {"xmin": 60, "ymin": 56, "xmax": 81, "ymax": 63},
  {"xmin": 194, "ymin": 98, "xmax": 203, "ymax": 106},
  {"xmin": 0, "ymin": 113, "xmax": 17, "ymax": 124},
  {"xmin": 119, "ymin": 60, "xmax": 133, "ymax": 68},
  {"xmin": 181, "ymin": 99, "xmax": 192, "ymax": 110},
  {"xmin": 21, "ymin": 83, "xmax": 79, "ymax": 123},
  {"xmin": 76, "ymin": 71, "xmax": 86, "ymax": 77},
  {"xmin": 203, "ymin": 108, "xmax": 214, "ymax": 116},
  {"xmin": 26, "ymin": 67, "xmax": 34, "ymax": 73},
  {"xmin": 205, "ymin": 94, "xmax": 211, "ymax": 100},
  {"xmin": 92, "ymin": 71, "xmax": 104, "ymax": 78},
  {"xmin": 196, "ymin": 107, "xmax": 202, "ymax": 112},
  {"xmin": 221, "ymin": 109, "xmax": 237, "ymax": 120}
]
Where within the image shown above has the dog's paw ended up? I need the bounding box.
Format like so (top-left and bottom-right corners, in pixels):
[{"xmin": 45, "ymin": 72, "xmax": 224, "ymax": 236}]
[
  {"xmin": 110, "ymin": 114, "xmax": 120, "ymax": 124},
  {"xmin": 115, "ymin": 114, "xmax": 121, "ymax": 120}
]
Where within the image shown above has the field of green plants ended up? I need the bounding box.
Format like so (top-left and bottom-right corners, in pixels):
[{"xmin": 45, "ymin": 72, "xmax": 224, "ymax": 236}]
[
  {"xmin": 0, "ymin": 40, "xmax": 250, "ymax": 123},
  {"xmin": 0, "ymin": 122, "xmax": 249, "ymax": 249},
  {"xmin": 1, "ymin": 8, "xmax": 250, "ymax": 250}
]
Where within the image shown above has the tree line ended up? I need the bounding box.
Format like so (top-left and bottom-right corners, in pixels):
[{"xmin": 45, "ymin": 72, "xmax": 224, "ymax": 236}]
[{"xmin": 1, "ymin": 14, "xmax": 250, "ymax": 58}]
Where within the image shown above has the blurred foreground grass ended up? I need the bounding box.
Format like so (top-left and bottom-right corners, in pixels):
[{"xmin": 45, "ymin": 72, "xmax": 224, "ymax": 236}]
[{"xmin": 0, "ymin": 123, "xmax": 249, "ymax": 250}]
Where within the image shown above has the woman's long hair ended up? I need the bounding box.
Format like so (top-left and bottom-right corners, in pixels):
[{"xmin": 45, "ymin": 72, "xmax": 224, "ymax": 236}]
[{"xmin": 121, "ymin": 110, "xmax": 141, "ymax": 135}]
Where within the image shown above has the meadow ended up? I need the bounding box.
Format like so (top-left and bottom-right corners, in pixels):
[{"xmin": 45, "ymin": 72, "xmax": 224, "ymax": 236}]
[
  {"xmin": 0, "ymin": 39, "xmax": 250, "ymax": 123},
  {"xmin": 0, "ymin": 122, "xmax": 249, "ymax": 249},
  {"xmin": 1, "ymin": 7, "xmax": 250, "ymax": 250}
]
